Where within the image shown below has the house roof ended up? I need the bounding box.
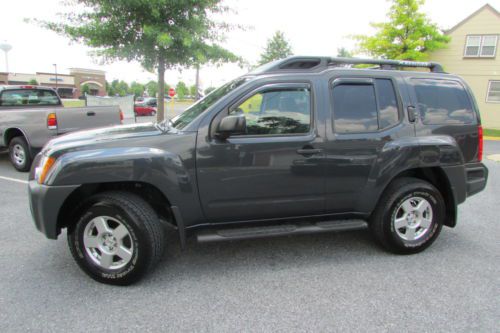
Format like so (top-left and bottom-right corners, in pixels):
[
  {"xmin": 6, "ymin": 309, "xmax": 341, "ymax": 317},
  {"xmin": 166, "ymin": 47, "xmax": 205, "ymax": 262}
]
[{"xmin": 445, "ymin": 3, "xmax": 500, "ymax": 34}]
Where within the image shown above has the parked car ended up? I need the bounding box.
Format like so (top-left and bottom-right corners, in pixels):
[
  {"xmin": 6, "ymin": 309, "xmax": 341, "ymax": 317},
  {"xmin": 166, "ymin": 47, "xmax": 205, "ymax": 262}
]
[
  {"xmin": 28, "ymin": 57, "xmax": 488, "ymax": 285},
  {"xmin": 134, "ymin": 101, "xmax": 157, "ymax": 116},
  {"xmin": 0, "ymin": 85, "xmax": 123, "ymax": 171}
]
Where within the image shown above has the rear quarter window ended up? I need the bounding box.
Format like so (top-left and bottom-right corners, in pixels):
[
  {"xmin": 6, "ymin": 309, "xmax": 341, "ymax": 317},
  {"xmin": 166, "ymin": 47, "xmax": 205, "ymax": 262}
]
[{"xmin": 412, "ymin": 79, "xmax": 475, "ymax": 125}]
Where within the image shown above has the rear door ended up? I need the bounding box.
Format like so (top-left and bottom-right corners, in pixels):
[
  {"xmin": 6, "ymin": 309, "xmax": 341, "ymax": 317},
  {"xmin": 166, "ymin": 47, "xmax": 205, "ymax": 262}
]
[
  {"xmin": 324, "ymin": 74, "xmax": 411, "ymax": 213},
  {"xmin": 407, "ymin": 77, "xmax": 480, "ymax": 162},
  {"xmin": 56, "ymin": 106, "xmax": 120, "ymax": 134}
]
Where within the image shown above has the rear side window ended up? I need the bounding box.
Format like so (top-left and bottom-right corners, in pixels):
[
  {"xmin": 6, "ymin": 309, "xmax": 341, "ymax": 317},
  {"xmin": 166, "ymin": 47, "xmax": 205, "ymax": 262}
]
[
  {"xmin": 412, "ymin": 79, "xmax": 475, "ymax": 125},
  {"xmin": 332, "ymin": 79, "xmax": 399, "ymax": 133},
  {"xmin": 0, "ymin": 89, "xmax": 60, "ymax": 107}
]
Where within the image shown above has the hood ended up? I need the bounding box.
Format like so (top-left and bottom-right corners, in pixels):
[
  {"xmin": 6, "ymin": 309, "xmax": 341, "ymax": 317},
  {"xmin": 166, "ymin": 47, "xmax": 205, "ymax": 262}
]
[{"xmin": 42, "ymin": 122, "xmax": 167, "ymax": 156}]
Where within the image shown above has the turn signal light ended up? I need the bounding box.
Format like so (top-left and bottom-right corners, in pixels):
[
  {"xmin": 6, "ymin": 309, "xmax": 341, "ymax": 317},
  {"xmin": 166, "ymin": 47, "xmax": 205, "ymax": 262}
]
[
  {"xmin": 47, "ymin": 113, "xmax": 58, "ymax": 129},
  {"xmin": 37, "ymin": 156, "xmax": 56, "ymax": 184}
]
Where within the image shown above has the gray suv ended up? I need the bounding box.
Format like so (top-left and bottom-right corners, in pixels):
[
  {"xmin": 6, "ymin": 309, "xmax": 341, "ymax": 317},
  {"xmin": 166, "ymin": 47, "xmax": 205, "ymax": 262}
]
[{"xmin": 28, "ymin": 57, "xmax": 488, "ymax": 285}]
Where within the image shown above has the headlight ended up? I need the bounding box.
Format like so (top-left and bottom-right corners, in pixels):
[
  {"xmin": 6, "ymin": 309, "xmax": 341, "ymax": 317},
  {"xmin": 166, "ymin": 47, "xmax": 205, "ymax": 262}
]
[{"xmin": 35, "ymin": 155, "xmax": 56, "ymax": 184}]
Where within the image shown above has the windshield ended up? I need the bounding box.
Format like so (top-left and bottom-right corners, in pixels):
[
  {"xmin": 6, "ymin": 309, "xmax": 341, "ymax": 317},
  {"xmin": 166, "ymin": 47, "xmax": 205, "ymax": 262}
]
[{"xmin": 167, "ymin": 77, "xmax": 250, "ymax": 130}]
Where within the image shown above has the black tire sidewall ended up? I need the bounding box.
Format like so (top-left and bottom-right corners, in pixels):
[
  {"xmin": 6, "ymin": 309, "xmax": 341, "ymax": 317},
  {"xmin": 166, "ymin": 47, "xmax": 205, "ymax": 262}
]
[
  {"xmin": 384, "ymin": 186, "xmax": 444, "ymax": 252},
  {"xmin": 9, "ymin": 137, "xmax": 31, "ymax": 172},
  {"xmin": 68, "ymin": 201, "xmax": 152, "ymax": 285}
]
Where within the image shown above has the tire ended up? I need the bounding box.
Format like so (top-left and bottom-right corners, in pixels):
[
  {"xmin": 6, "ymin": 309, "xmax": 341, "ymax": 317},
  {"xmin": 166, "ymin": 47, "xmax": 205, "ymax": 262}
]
[
  {"xmin": 151, "ymin": 110, "xmax": 156, "ymax": 116},
  {"xmin": 67, "ymin": 191, "xmax": 166, "ymax": 285},
  {"xmin": 8, "ymin": 136, "xmax": 32, "ymax": 172},
  {"xmin": 370, "ymin": 177, "xmax": 445, "ymax": 254}
]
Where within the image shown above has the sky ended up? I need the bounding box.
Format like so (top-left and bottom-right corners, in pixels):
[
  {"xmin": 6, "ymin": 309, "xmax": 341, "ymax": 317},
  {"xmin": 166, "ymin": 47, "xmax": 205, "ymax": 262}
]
[{"xmin": 0, "ymin": 0, "xmax": 499, "ymax": 89}]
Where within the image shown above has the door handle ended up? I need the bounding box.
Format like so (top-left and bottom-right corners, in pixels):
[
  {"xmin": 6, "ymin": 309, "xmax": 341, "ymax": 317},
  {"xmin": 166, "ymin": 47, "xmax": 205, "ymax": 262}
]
[
  {"xmin": 87, "ymin": 111, "xmax": 96, "ymax": 116},
  {"xmin": 296, "ymin": 148, "xmax": 323, "ymax": 156}
]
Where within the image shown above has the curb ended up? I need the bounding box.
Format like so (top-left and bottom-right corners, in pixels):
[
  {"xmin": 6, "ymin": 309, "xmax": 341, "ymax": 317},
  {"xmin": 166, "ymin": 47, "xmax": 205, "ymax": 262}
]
[{"xmin": 484, "ymin": 136, "xmax": 500, "ymax": 141}]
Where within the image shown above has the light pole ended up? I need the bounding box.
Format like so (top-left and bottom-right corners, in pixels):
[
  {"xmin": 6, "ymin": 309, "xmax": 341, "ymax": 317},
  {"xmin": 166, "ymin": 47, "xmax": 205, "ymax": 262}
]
[
  {"xmin": 0, "ymin": 41, "xmax": 12, "ymax": 72},
  {"xmin": 53, "ymin": 64, "xmax": 58, "ymax": 92}
]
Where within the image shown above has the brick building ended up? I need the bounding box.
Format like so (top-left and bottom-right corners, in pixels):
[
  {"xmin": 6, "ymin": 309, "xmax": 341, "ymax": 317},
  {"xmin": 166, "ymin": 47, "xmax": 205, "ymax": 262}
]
[{"xmin": 0, "ymin": 68, "xmax": 106, "ymax": 98}]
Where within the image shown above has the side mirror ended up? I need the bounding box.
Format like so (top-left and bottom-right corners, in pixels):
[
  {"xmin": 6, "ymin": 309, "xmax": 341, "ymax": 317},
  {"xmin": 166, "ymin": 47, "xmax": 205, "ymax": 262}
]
[{"xmin": 217, "ymin": 114, "xmax": 246, "ymax": 139}]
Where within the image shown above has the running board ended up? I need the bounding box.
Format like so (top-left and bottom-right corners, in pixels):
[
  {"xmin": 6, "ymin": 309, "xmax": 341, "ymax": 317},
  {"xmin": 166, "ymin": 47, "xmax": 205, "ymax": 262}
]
[{"xmin": 196, "ymin": 220, "xmax": 367, "ymax": 243}]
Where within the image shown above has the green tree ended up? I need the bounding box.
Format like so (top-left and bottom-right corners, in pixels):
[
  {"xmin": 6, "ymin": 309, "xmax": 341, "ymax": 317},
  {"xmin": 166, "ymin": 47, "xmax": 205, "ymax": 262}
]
[
  {"xmin": 35, "ymin": 0, "xmax": 239, "ymax": 121},
  {"xmin": 176, "ymin": 81, "xmax": 188, "ymax": 99},
  {"xmin": 145, "ymin": 80, "xmax": 158, "ymax": 97},
  {"xmin": 130, "ymin": 81, "xmax": 145, "ymax": 98},
  {"xmin": 204, "ymin": 86, "xmax": 216, "ymax": 95},
  {"xmin": 259, "ymin": 31, "xmax": 293, "ymax": 65},
  {"xmin": 353, "ymin": 0, "xmax": 449, "ymax": 61},
  {"xmin": 28, "ymin": 79, "xmax": 39, "ymax": 85},
  {"xmin": 189, "ymin": 85, "xmax": 197, "ymax": 97},
  {"xmin": 105, "ymin": 81, "xmax": 115, "ymax": 96},
  {"xmin": 336, "ymin": 47, "xmax": 353, "ymax": 58},
  {"xmin": 81, "ymin": 83, "xmax": 91, "ymax": 95}
]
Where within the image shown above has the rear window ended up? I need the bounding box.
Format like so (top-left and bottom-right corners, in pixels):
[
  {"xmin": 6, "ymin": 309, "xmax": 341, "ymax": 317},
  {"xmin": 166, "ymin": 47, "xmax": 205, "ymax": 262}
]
[
  {"xmin": 412, "ymin": 79, "xmax": 475, "ymax": 125},
  {"xmin": 0, "ymin": 89, "xmax": 60, "ymax": 107}
]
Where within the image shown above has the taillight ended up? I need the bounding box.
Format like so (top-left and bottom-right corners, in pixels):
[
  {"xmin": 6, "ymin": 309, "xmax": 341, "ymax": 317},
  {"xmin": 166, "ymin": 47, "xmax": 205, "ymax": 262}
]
[
  {"xmin": 47, "ymin": 113, "xmax": 57, "ymax": 129},
  {"xmin": 119, "ymin": 109, "xmax": 124, "ymax": 124},
  {"xmin": 478, "ymin": 125, "xmax": 483, "ymax": 162}
]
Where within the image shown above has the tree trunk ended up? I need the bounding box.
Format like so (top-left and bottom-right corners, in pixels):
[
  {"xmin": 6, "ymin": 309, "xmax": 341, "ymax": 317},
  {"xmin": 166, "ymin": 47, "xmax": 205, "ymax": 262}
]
[
  {"xmin": 195, "ymin": 64, "xmax": 200, "ymax": 101},
  {"xmin": 157, "ymin": 53, "xmax": 165, "ymax": 122}
]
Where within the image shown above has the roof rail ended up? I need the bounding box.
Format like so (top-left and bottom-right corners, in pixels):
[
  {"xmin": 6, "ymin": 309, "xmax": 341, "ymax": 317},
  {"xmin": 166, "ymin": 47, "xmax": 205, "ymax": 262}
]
[
  {"xmin": 327, "ymin": 57, "xmax": 445, "ymax": 73},
  {"xmin": 253, "ymin": 56, "xmax": 444, "ymax": 74}
]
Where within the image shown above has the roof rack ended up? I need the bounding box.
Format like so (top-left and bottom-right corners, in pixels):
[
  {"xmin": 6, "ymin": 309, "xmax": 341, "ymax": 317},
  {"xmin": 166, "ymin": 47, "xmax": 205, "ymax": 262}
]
[{"xmin": 254, "ymin": 56, "xmax": 444, "ymax": 74}]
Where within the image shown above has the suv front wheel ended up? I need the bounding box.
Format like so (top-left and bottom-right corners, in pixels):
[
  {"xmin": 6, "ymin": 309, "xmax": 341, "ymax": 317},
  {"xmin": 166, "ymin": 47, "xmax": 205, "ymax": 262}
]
[
  {"xmin": 370, "ymin": 177, "xmax": 445, "ymax": 254},
  {"xmin": 67, "ymin": 191, "xmax": 166, "ymax": 285}
]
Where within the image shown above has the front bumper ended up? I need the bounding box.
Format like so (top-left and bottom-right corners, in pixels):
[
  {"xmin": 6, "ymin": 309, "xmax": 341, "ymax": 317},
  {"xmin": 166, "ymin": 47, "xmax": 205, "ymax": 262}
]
[{"xmin": 29, "ymin": 180, "xmax": 78, "ymax": 239}]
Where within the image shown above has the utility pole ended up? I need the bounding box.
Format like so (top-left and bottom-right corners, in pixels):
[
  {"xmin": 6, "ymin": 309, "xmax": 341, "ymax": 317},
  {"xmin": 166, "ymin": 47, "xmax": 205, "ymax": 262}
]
[{"xmin": 53, "ymin": 64, "xmax": 58, "ymax": 92}]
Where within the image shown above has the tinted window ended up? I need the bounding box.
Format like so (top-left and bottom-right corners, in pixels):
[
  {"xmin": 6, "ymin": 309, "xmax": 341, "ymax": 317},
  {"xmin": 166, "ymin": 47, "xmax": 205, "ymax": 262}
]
[
  {"xmin": 413, "ymin": 79, "xmax": 475, "ymax": 125},
  {"xmin": 333, "ymin": 84, "xmax": 378, "ymax": 133},
  {"xmin": 0, "ymin": 89, "xmax": 60, "ymax": 107},
  {"xmin": 376, "ymin": 79, "xmax": 399, "ymax": 129},
  {"xmin": 230, "ymin": 88, "xmax": 310, "ymax": 135}
]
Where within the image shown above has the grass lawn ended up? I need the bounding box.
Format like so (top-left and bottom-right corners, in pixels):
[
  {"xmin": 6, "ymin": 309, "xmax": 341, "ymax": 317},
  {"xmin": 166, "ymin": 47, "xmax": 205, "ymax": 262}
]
[
  {"xmin": 62, "ymin": 99, "xmax": 85, "ymax": 108},
  {"xmin": 484, "ymin": 128, "xmax": 500, "ymax": 137}
]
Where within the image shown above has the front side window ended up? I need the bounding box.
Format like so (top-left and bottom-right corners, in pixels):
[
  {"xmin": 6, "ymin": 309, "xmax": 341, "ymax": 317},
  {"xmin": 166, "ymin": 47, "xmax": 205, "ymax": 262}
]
[
  {"xmin": 0, "ymin": 89, "xmax": 60, "ymax": 107},
  {"xmin": 332, "ymin": 79, "xmax": 399, "ymax": 133},
  {"xmin": 230, "ymin": 87, "xmax": 311, "ymax": 135},
  {"xmin": 465, "ymin": 35, "xmax": 498, "ymax": 57},
  {"xmin": 169, "ymin": 77, "xmax": 249, "ymax": 130},
  {"xmin": 413, "ymin": 79, "xmax": 475, "ymax": 125},
  {"xmin": 487, "ymin": 81, "xmax": 500, "ymax": 103}
]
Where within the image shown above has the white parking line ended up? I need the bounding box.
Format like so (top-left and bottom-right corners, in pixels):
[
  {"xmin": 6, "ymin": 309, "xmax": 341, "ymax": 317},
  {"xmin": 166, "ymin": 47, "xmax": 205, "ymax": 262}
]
[{"xmin": 0, "ymin": 176, "xmax": 28, "ymax": 184}]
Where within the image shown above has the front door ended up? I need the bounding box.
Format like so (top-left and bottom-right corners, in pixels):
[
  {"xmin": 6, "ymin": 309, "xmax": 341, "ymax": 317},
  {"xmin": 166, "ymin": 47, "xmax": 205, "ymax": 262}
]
[{"xmin": 196, "ymin": 82, "xmax": 326, "ymax": 222}]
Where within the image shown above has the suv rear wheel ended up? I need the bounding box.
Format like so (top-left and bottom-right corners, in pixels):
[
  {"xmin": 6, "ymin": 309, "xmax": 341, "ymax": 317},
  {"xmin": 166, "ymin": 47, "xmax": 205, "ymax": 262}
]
[
  {"xmin": 370, "ymin": 177, "xmax": 445, "ymax": 254},
  {"xmin": 9, "ymin": 136, "xmax": 32, "ymax": 172},
  {"xmin": 67, "ymin": 191, "xmax": 166, "ymax": 285}
]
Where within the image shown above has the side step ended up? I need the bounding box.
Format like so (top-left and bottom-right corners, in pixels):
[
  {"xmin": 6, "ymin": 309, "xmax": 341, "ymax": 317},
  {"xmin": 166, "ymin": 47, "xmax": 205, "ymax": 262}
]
[{"xmin": 196, "ymin": 220, "xmax": 367, "ymax": 243}]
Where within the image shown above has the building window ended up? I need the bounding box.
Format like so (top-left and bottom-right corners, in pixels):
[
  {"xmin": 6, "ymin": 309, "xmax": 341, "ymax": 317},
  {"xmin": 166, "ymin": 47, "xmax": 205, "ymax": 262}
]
[
  {"xmin": 487, "ymin": 81, "xmax": 500, "ymax": 103},
  {"xmin": 464, "ymin": 35, "xmax": 498, "ymax": 57}
]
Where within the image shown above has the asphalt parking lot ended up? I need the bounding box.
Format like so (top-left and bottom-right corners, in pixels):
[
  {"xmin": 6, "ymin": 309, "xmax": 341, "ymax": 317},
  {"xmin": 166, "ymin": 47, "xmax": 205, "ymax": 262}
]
[{"xmin": 0, "ymin": 142, "xmax": 498, "ymax": 332}]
